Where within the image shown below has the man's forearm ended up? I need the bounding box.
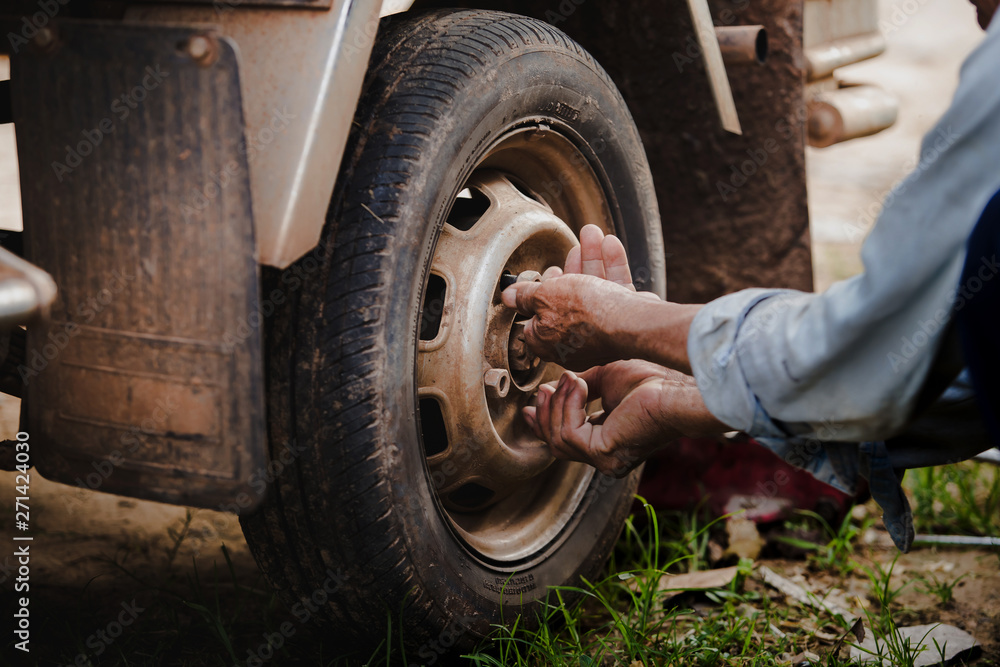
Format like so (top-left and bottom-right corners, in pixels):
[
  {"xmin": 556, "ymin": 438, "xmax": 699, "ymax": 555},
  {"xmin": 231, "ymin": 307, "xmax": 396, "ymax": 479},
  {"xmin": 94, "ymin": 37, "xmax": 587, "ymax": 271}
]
[
  {"xmin": 611, "ymin": 297, "xmax": 703, "ymax": 375},
  {"xmin": 654, "ymin": 374, "xmax": 733, "ymax": 437}
]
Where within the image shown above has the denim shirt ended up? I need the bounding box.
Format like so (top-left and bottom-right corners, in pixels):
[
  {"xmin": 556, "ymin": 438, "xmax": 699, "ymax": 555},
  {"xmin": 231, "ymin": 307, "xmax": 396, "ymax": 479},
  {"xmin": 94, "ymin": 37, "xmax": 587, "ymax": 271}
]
[{"xmin": 687, "ymin": 19, "xmax": 1000, "ymax": 551}]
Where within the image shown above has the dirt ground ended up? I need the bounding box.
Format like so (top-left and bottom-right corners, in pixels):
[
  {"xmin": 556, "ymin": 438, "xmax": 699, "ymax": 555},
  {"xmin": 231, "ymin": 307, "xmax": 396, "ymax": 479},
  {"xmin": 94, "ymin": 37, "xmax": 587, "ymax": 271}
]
[
  {"xmin": 1, "ymin": 0, "xmax": 998, "ymax": 662},
  {"xmin": 761, "ymin": 540, "xmax": 1000, "ymax": 660}
]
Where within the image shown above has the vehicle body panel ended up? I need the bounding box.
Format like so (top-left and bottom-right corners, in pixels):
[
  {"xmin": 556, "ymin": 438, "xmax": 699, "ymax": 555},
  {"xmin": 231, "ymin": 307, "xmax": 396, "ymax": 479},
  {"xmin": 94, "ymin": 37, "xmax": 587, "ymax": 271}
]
[
  {"xmin": 9, "ymin": 21, "xmax": 267, "ymax": 508},
  {"xmin": 127, "ymin": 0, "xmax": 381, "ymax": 269}
]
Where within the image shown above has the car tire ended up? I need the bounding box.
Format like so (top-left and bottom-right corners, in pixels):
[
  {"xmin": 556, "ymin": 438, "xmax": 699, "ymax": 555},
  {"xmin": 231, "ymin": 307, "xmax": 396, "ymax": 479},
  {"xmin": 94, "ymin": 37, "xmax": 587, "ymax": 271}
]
[{"xmin": 241, "ymin": 8, "xmax": 666, "ymax": 661}]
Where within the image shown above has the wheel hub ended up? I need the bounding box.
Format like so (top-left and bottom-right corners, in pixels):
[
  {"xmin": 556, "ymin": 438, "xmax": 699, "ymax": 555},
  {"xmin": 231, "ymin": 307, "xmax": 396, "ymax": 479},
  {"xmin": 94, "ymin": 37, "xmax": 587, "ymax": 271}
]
[
  {"xmin": 417, "ymin": 171, "xmax": 577, "ymax": 511},
  {"xmin": 417, "ymin": 127, "xmax": 615, "ymax": 564}
]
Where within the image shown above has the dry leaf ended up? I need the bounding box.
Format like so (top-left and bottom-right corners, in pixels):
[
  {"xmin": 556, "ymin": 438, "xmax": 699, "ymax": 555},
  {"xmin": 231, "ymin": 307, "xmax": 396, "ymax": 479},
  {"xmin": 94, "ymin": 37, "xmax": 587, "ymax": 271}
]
[
  {"xmin": 831, "ymin": 617, "xmax": 866, "ymax": 656},
  {"xmin": 787, "ymin": 650, "xmax": 820, "ymax": 665},
  {"xmin": 758, "ymin": 565, "xmax": 854, "ymax": 622},
  {"xmin": 657, "ymin": 565, "xmax": 740, "ymax": 592}
]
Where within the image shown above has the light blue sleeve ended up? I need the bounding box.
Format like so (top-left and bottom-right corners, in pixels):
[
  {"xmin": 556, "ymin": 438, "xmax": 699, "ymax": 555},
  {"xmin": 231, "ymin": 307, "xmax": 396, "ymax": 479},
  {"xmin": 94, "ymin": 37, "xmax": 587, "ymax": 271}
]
[{"xmin": 688, "ymin": 21, "xmax": 1000, "ymax": 443}]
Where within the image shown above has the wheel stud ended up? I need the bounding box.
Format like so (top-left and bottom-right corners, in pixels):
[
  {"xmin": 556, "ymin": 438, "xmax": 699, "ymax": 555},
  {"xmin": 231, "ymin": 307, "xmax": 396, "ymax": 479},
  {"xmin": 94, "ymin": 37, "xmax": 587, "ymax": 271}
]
[
  {"xmin": 508, "ymin": 322, "xmax": 533, "ymax": 373},
  {"xmin": 484, "ymin": 368, "xmax": 511, "ymax": 398},
  {"xmin": 499, "ymin": 270, "xmax": 542, "ymax": 292}
]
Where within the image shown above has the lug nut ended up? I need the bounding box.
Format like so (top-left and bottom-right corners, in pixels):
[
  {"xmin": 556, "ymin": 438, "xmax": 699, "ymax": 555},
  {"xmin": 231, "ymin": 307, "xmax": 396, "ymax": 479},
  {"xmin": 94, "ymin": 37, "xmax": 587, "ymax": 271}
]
[
  {"xmin": 499, "ymin": 269, "xmax": 543, "ymax": 292},
  {"xmin": 508, "ymin": 322, "xmax": 533, "ymax": 373},
  {"xmin": 484, "ymin": 368, "xmax": 511, "ymax": 398},
  {"xmin": 35, "ymin": 28, "xmax": 54, "ymax": 47},
  {"xmin": 186, "ymin": 34, "xmax": 218, "ymax": 67},
  {"xmin": 32, "ymin": 27, "xmax": 58, "ymax": 53},
  {"xmin": 518, "ymin": 270, "xmax": 542, "ymax": 283}
]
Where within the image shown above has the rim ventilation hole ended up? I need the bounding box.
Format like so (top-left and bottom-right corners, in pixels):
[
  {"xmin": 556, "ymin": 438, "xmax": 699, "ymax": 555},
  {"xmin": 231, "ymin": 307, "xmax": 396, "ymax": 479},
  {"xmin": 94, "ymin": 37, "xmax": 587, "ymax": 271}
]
[
  {"xmin": 510, "ymin": 178, "xmax": 540, "ymax": 203},
  {"xmin": 418, "ymin": 397, "xmax": 449, "ymax": 458},
  {"xmin": 420, "ymin": 274, "xmax": 447, "ymax": 341},
  {"xmin": 447, "ymin": 187, "xmax": 490, "ymax": 231},
  {"xmin": 449, "ymin": 483, "xmax": 496, "ymax": 510}
]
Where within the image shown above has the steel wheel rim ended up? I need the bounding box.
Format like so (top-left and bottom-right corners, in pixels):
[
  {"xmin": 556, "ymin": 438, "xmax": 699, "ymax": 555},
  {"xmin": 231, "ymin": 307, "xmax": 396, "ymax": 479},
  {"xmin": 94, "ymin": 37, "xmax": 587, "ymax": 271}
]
[{"xmin": 417, "ymin": 125, "xmax": 615, "ymax": 564}]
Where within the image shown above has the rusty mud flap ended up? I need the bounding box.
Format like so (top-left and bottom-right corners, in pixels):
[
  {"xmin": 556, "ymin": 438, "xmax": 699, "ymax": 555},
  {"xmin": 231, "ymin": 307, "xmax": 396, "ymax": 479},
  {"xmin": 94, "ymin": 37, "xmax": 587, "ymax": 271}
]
[{"xmin": 10, "ymin": 21, "xmax": 267, "ymax": 509}]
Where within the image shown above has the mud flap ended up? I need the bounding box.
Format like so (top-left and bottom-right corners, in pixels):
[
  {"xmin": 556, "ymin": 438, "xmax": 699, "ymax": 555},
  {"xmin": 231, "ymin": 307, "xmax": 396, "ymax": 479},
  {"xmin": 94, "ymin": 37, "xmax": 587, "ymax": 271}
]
[{"xmin": 10, "ymin": 21, "xmax": 267, "ymax": 509}]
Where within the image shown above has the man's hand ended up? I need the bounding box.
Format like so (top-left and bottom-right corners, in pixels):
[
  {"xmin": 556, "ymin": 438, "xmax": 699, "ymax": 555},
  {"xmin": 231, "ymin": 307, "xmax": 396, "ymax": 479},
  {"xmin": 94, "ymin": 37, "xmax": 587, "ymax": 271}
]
[
  {"xmin": 536, "ymin": 224, "xmax": 642, "ymax": 287},
  {"xmin": 523, "ymin": 362, "xmax": 729, "ymax": 477},
  {"xmin": 502, "ymin": 225, "xmax": 657, "ymax": 371},
  {"xmin": 502, "ymin": 225, "xmax": 700, "ymax": 373},
  {"xmin": 503, "ymin": 274, "xmax": 640, "ymax": 371}
]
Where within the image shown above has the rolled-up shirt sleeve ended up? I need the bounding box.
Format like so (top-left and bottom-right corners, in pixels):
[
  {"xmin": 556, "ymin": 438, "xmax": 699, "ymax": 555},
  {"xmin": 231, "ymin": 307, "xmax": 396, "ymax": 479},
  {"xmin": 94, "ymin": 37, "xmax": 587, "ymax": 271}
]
[{"xmin": 688, "ymin": 20, "xmax": 1000, "ymax": 443}]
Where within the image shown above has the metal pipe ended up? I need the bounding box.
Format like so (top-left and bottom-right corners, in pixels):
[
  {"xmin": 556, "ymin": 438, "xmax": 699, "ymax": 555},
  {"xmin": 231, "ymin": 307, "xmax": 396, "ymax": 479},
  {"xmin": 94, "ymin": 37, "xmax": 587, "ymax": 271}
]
[
  {"xmin": 913, "ymin": 534, "xmax": 1000, "ymax": 547},
  {"xmin": 715, "ymin": 26, "xmax": 768, "ymax": 66},
  {"xmin": 807, "ymin": 85, "xmax": 898, "ymax": 148},
  {"xmin": 974, "ymin": 448, "xmax": 1000, "ymax": 465},
  {"xmin": 806, "ymin": 32, "xmax": 886, "ymax": 81}
]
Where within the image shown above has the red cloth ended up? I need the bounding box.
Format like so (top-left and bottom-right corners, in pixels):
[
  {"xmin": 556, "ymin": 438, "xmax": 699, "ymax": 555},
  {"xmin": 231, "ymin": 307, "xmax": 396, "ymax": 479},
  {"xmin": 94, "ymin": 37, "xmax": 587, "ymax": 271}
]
[{"xmin": 635, "ymin": 435, "xmax": 856, "ymax": 523}]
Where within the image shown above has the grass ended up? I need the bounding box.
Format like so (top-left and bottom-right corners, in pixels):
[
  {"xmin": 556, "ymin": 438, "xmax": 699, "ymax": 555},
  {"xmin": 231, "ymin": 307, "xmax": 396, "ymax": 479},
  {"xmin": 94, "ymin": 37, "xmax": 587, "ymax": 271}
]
[
  {"xmin": 9, "ymin": 473, "xmax": 999, "ymax": 666},
  {"xmin": 914, "ymin": 572, "xmax": 968, "ymax": 607},
  {"xmin": 772, "ymin": 509, "xmax": 870, "ymax": 576},
  {"xmin": 465, "ymin": 501, "xmax": 794, "ymax": 667},
  {"xmin": 852, "ymin": 555, "xmax": 951, "ymax": 667},
  {"xmin": 905, "ymin": 460, "xmax": 1000, "ymax": 537},
  {"xmin": 460, "ymin": 502, "xmax": 915, "ymax": 667}
]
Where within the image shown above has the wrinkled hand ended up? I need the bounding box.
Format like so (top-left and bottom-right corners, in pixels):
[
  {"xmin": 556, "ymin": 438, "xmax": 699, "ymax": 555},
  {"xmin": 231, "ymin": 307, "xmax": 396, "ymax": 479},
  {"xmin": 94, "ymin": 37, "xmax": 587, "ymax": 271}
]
[
  {"xmin": 523, "ymin": 362, "xmax": 724, "ymax": 477},
  {"xmin": 510, "ymin": 226, "xmax": 727, "ymax": 474},
  {"xmin": 501, "ymin": 225, "xmax": 659, "ymax": 371},
  {"xmin": 538, "ymin": 223, "xmax": 639, "ymax": 286}
]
